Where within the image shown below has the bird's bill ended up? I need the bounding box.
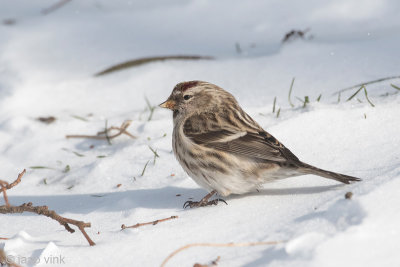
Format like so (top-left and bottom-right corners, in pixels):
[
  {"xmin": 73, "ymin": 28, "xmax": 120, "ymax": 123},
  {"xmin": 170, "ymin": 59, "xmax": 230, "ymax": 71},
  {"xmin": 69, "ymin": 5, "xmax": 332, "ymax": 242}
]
[{"xmin": 159, "ymin": 99, "xmax": 176, "ymax": 110}]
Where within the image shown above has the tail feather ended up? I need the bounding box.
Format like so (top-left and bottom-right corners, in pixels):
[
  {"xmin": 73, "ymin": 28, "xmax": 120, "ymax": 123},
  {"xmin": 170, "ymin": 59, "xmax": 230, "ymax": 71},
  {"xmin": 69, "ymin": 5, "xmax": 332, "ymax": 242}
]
[{"xmin": 298, "ymin": 162, "xmax": 361, "ymax": 184}]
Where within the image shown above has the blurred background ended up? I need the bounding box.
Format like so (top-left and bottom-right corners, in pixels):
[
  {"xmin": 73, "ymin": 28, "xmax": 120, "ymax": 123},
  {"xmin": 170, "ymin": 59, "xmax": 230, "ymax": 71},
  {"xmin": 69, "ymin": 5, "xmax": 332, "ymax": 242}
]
[{"xmin": 1, "ymin": 0, "xmax": 400, "ymax": 113}]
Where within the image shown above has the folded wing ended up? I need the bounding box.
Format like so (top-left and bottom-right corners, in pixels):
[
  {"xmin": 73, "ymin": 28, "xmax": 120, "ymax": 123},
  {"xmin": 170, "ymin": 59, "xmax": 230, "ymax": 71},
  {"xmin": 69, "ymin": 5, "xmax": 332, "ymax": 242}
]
[{"xmin": 185, "ymin": 129, "xmax": 299, "ymax": 163}]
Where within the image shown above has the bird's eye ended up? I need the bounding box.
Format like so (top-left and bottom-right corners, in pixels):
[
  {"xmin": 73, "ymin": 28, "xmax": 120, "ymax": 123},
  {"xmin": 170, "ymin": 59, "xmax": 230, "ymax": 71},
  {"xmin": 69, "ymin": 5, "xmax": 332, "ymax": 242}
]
[{"xmin": 183, "ymin": 95, "xmax": 192, "ymax": 100}]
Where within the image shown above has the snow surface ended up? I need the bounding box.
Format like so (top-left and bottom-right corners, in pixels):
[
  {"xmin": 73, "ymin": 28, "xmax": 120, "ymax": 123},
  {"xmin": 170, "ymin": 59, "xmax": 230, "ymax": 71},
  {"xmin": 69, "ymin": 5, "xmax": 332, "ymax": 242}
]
[{"xmin": 1, "ymin": 0, "xmax": 400, "ymax": 266}]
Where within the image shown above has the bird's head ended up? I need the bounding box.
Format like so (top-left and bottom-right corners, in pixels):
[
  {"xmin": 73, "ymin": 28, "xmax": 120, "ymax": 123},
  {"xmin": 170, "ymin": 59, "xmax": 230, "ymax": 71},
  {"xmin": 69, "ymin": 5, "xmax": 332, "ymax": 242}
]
[{"xmin": 159, "ymin": 81, "xmax": 236, "ymax": 118}]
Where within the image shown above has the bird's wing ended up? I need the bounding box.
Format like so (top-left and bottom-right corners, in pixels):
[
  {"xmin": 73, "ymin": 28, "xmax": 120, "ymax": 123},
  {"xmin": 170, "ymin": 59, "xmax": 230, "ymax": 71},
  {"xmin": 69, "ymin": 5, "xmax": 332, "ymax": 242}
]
[{"xmin": 183, "ymin": 113, "xmax": 299, "ymax": 163}]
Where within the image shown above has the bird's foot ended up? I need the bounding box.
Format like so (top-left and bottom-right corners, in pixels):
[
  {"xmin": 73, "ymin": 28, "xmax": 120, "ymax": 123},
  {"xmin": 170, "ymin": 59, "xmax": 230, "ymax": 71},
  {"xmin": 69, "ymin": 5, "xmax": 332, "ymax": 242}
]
[
  {"xmin": 183, "ymin": 198, "xmax": 227, "ymax": 209},
  {"xmin": 183, "ymin": 190, "xmax": 227, "ymax": 209}
]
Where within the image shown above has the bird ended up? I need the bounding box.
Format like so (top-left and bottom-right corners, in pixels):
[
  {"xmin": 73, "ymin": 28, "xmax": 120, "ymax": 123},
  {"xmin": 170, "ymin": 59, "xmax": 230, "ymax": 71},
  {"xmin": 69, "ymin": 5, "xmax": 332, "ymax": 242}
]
[{"xmin": 159, "ymin": 81, "xmax": 361, "ymax": 208}]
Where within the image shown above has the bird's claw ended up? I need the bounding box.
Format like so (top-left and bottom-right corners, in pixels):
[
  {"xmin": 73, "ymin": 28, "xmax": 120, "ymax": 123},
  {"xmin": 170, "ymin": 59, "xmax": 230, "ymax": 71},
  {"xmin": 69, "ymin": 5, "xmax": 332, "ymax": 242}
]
[{"xmin": 183, "ymin": 198, "xmax": 227, "ymax": 209}]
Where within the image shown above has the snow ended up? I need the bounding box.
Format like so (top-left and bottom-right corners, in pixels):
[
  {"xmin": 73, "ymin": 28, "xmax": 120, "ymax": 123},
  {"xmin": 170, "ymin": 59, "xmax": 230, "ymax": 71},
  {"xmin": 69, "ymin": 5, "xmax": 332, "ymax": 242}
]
[{"xmin": 1, "ymin": 0, "xmax": 400, "ymax": 266}]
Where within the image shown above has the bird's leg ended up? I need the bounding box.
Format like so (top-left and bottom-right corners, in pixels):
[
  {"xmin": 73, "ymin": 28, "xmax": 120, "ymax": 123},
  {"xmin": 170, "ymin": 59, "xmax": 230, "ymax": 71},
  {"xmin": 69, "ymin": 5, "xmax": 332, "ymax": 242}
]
[{"xmin": 183, "ymin": 190, "xmax": 227, "ymax": 209}]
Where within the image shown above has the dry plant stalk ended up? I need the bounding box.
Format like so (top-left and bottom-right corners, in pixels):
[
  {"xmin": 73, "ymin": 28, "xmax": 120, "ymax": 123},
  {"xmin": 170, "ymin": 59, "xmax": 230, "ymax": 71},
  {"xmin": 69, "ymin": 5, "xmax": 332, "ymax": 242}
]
[
  {"xmin": 121, "ymin": 216, "xmax": 178, "ymax": 230},
  {"xmin": 0, "ymin": 170, "xmax": 95, "ymax": 246},
  {"xmin": 95, "ymin": 55, "xmax": 214, "ymax": 76},
  {"xmin": 334, "ymin": 75, "xmax": 400, "ymax": 95},
  {"xmin": 41, "ymin": 0, "xmax": 72, "ymax": 15},
  {"xmin": 161, "ymin": 240, "xmax": 285, "ymax": 267},
  {"xmin": 66, "ymin": 120, "xmax": 136, "ymax": 141}
]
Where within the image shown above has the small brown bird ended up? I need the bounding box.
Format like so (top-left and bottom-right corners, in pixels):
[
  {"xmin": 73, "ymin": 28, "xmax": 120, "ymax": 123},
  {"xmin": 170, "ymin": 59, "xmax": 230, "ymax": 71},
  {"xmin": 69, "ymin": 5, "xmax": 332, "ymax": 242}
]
[{"xmin": 160, "ymin": 81, "xmax": 361, "ymax": 208}]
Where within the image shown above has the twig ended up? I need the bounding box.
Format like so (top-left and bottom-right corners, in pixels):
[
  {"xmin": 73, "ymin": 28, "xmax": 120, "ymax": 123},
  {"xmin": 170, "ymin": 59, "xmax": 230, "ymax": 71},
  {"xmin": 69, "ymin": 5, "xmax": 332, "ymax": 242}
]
[
  {"xmin": 333, "ymin": 75, "xmax": 400, "ymax": 95},
  {"xmin": 0, "ymin": 169, "xmax": 25, "ymax": 206},
  {"xmin": 288, "ymin": 78, "xmax": 295, "ymax": 107},
  {"xmin": 100, "ymin": 126, "xmax": 136, "ymax": 139},
  {"xmin": 161, "ymin": 241, "xmax": 285, "ymax": 267},
  {"xmin": 0, "ymin": 203, "xmax": 95, "ymax": 246},
  {"xmin": 0, "ymin": 237, "xmax": 9, "ymax": 240},
  {"xmin": 66, "ymin": 120, "xmax": 136, "ymax": 141},
  {"xmin": 0, "ymin": 170, "xmax": 95, "ymax": 246},
  {"xmin": 0, "ymin": 248, "xmax": 22, "ymax": 267},
  {"xmin": 0, "ymin": 249, "xmax": 6, "ymax": 265},
  {"xmin": 121, "ymin": 216, "xmax": 178, "ymax": 230},
  {"xmin": 41, "ymin": 0, "xmax": 72, "ymax": 15},
  {"xmin": 94, "ymin": 55, "xmax": 214, "ymax": 76}
]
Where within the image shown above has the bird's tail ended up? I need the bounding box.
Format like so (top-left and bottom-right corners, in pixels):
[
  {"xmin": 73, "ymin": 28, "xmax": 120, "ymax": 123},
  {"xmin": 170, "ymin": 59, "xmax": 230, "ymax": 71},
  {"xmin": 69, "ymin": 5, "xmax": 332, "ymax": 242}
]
[{"xmin": 298, "ymin": 162, "xmax": 361, "ymax": 184}]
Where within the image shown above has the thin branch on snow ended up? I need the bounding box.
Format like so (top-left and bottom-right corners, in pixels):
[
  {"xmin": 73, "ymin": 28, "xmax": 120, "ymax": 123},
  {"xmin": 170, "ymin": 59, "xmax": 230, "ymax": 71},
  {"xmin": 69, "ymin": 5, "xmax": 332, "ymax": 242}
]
[
  {"xmin": 161, "ymin": 241, "xmax": 285, "ymax": 267},
  {"xmin": 0, "ymin": 249, "xmax": 6, "ymax": 264},
  {"xmin": 0, "ymin": 169, "xmax": 25, "ymax": 206},
  {"xmin": 66, "ymin": 120, "xmax": 136, "ymax": 142},
  {"xmin": 0, "ymin": 237, "xmax": 9, "ymax": 240},
  {"xmin": 0, "ymin": 248, "xmax": 22, "ymax": 267},
  {"xmin": 0, "ymin": 170, "xmax": 95, "ymax": 246},
  {"xmin": 121, "ymin": 216, "xmax": 178, "ymax": 230},
  {"xmin": 0, "ymin": 203, "xmax": 95, "ymax": 246}
]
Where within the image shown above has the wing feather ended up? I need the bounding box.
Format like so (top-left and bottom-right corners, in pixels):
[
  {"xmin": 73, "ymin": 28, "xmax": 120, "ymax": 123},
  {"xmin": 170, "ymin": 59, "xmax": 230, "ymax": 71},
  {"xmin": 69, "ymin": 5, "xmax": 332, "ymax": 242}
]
[{"xmin": 183, "ymin": 112, "xmax": 299, "ymax": 163}]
